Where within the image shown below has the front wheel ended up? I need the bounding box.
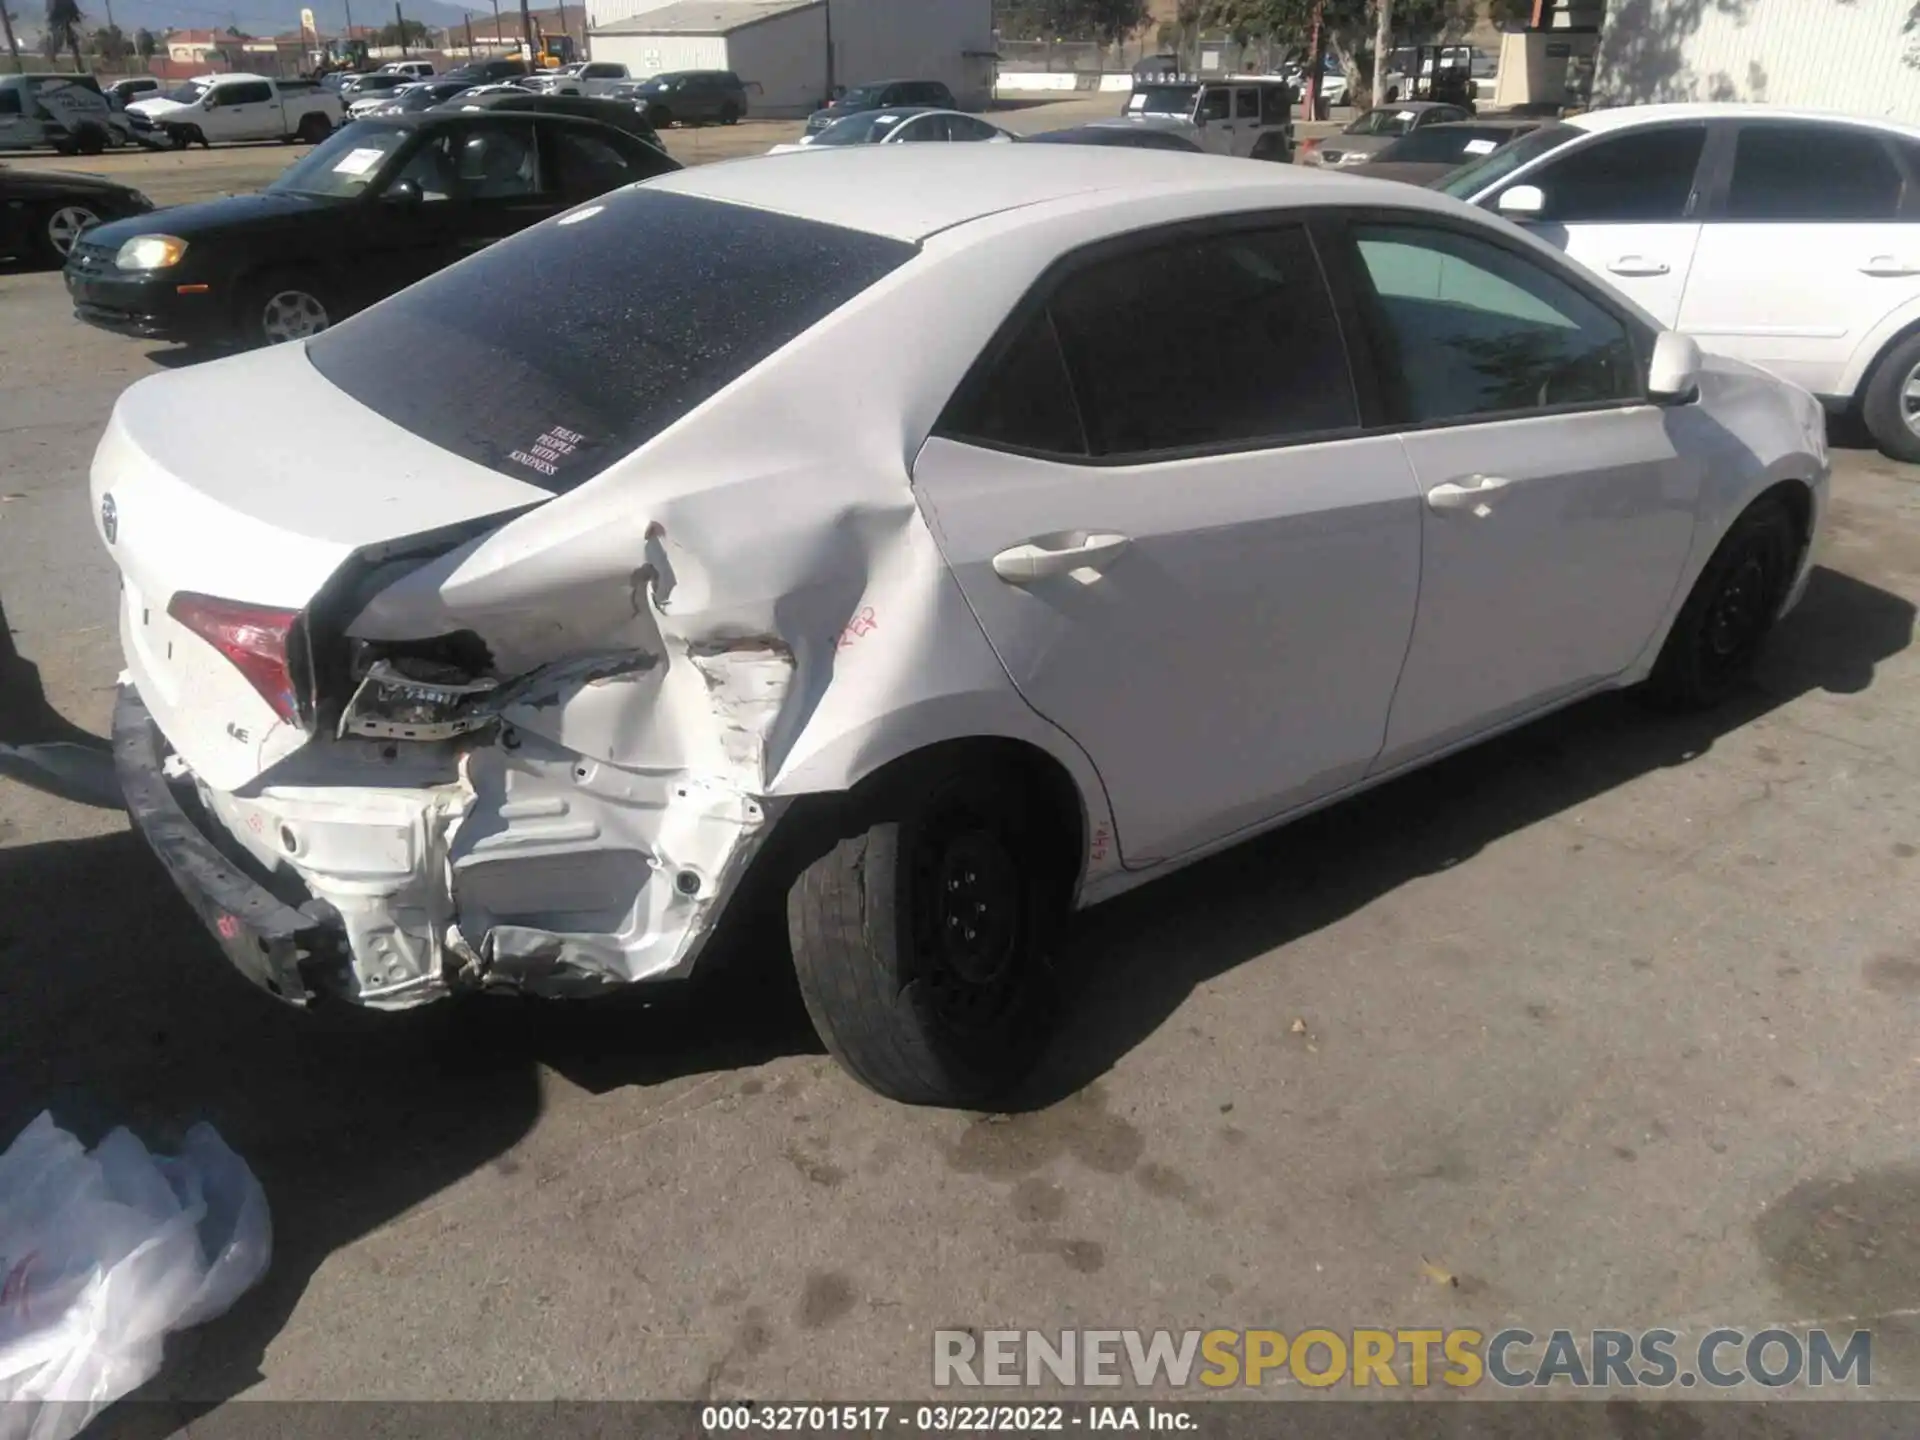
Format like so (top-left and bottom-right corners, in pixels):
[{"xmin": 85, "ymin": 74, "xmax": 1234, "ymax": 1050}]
[
  {"xmin": 648, "ymin": 104, "xmax": 673, "ymax": 128},
  {"xmin": 1645, "ymin": 495, "xmax": 1799, "ymax": 709},
  {"xmin": 1861, "ymin": 331, "xmax": 1920, "ymax": 465},
  {"xmin": 241, "ymin": 271, "xmax": 335, "ymax": 347},
  {"xmin": 786, "ymin": 765, "xmax": 1067, "ymax": 1107}
]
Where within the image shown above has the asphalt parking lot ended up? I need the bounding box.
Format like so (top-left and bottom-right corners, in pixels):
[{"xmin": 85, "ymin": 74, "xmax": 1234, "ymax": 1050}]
[{"xmin": 5, "ymin": 100, "xmax": 1920, "ymax": 1410}]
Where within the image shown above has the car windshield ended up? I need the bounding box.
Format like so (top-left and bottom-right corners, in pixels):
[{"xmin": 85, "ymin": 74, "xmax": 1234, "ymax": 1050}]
[
  {"xmin": 1129, "ymin": 84, "xmax": 1196, "ymax": 116},
  {"xmin": 162, "ymin": 81, "xmax": 210, "ymax": 104},
  {"xmin": 1346, "ymin": 107, "xmax": 1420, "ymax": 137},
  {"xmin": 1436, "ymin": 121, "xmax": 1579, "ymax": 197},
  {"xmin": 268, "ymin": 122, "xmax": 410, "ymax": 198},
  {"xmin": 396, "ymin": 85, "xmax": 454, "ymax": 110},
  {"xmin": 305, "ymin": 188, "xmax": 917, "ymax": 494},
  {"xmin": 836, "ymin": 85, "xmax": 883, "ymax": 106},
  {"xmin": 1377, "ymin": 126, "xmax": 1518, "ymax": 164},
  {"xmin": 812, "ymin": 110, "xmax": 907, "ymax": 145}
]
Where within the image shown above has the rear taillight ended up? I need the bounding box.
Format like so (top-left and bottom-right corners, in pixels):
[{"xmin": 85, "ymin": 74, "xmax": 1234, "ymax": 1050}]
[{"xmin": 167, "ymin": 592, "xmax": 302, "ymax": 722}]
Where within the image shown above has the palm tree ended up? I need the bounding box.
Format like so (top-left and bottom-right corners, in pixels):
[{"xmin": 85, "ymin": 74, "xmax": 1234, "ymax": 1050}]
[{"xmin": 45, "ymin": 0, "xmax": 85, "ymax": 69}]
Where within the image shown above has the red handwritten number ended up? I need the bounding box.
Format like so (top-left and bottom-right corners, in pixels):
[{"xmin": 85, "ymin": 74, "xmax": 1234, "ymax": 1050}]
[
  {"xmin": 837, "ymin": 606, "xmax": 879, "ymax": 651},
  {"xmin": 217, "ymin": 914, "xmax": 241, "ymax": 940},
  {"xmin": 1090, "ymin": 824, "xmax": 1111, "ymax": 864}
]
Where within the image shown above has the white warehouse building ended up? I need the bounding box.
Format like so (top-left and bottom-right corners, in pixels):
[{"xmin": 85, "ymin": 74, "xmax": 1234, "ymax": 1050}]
[{"xmin": 587, "ymin": 0, "xmax": 995, "ymax": 117}]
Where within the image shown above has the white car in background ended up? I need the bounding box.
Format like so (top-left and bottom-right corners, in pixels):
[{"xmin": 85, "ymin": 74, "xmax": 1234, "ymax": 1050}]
[
  {"xmin": 767, "ymin": 107, "xmax": 1014, "ymax": 153},
  {"xmin": 95, "ymin": 148, "xmax": 1826, "ymax": 1107},
  {"xmin": 525, "ymin": 61, "xmax": 632, "ymax": 97},
  {"xmin": 1439, "ymin": 103, "xmax": 1920, "ymax": 461}
]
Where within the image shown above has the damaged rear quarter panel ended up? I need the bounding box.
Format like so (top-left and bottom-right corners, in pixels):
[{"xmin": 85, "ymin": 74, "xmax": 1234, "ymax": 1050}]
[{"xmin": 324, "ymin": 232, "xmax": 1121, "ymax": 997}]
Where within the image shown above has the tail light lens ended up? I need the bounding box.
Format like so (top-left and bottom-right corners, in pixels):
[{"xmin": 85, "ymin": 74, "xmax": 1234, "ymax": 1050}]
[{"xmin": 167, "ymin": 592, "xmax": 302, "ymax": 722}]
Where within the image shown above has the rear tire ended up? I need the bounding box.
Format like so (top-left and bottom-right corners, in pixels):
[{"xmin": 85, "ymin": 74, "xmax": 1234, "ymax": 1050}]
[
  {"xmin": 1645, "ymin": 495, "xmax": 1799, "ymax": 710},
  {"xmin": 74, "ymin": 123, "xmax": 108, "ymax": 155},
  {"xmin": 295, "ymin": 112, "xmax": 333, "ymax": 144},
  {"xmin": 719, "ymin": 101, "xmax": 742, "ymax": 124},
  {"xmin": 786, "ymin": 763, "xmax": 1068, "ymax": 1107},
  {"xmin": 1860, "ymin": 330, "xmax": 1920, "ymax": 465}
]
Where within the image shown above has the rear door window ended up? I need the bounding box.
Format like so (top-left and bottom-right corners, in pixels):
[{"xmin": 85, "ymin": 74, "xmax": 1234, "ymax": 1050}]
[
  {"xmin": 1723, "ymin": 122, "xmax": 1904, "ymax": 221},
  {"xmin": 1525, "ymin": 124, "xmax": 1707, "ymax": 222},
  {"xmin": 940, "ymin": 224, "xmax": 1358, "ymax": 460},
  {"xmin": 305, "ymin": 189, "xmax": 916, "ymax": 492},
  {"xmin": 1260, "ymin": 85, "xmax": 1289, "ymax": 125}
]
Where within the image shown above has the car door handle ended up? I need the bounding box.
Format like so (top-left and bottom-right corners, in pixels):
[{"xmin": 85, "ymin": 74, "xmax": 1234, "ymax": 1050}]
[
  {"xmin": 1607, "ymin": 255, "xmax": 1670, "ymax": 277},
  {"xmin": 991, "ymin": 532, "xmax": 1131, "ymax": 585},
  {"xmin": 1426, "ymin": 475, "xmax": 1512, "ymax": 516},
  {"xmin": 1860, "ymin": 256, "xmax": 1920, "ymax": 277}
]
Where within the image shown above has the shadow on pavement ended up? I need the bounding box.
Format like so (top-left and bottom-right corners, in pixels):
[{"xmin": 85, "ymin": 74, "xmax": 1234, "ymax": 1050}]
[
  {"xmin": 1024, "ymin": 564, "xmax": 1916, "ymax": 1107},
  {"xmin": 0, "ymin": 833, "xmax": 817, "ymax": 1426},
  {"xmin": 145, "ymin": 343, "xmax": 235, "ymax": 370},
  {"xmin": 1, "ymin": 591, "xmax": 105, "ymax": 749},
  {"xmin": 3, "ymin": 565, "xmax": 1908, "ymax": 1419}
]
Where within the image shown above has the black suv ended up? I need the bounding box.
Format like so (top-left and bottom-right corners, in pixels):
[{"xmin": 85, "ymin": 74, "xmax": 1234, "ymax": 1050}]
[
  {"xmin": 622, "ymin": 70, "xmax": 749, "ymax": 126},
  {"xmin": 443, "ymin": 57, "xmax": 531, "ymax": 85},
  {"xmin": 804, "ymin": 78, "xmax": 956, "ymax": 136},
  {"xmin": 447, "ymin": 90, "xmax": 668, "ymax": 152}
]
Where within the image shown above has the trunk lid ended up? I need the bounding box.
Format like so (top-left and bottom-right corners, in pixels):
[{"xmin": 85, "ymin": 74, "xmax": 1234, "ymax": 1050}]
[{"xmin": 92, "ymin": 343, "xmax": 548, "ymax": 791}]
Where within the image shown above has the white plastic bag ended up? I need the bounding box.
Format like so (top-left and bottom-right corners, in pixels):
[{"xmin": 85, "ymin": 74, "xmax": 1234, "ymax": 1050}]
[{"xmin": 0, "ymin": 1112, "xmax": 271, "ymax": 1440}]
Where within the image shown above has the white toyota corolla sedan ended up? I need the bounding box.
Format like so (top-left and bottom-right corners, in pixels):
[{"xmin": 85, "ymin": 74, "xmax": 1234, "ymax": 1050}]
[{"xmin": 94, "ymin": 146, "xmax": 1829, "ymax": 1107}]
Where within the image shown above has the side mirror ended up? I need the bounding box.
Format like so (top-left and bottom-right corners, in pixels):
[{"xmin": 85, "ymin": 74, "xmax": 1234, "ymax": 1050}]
[
  {"xmin": 202, "ymin": 94, "xmax": 220, "ymax": 110},
  {"xmin": 384, "ymin": 178, "xmax": 423, "ymax": 207},
  {"xmin": 1495, "ymin": 183, "xmax": 1544, "ymax": 219},
  {"xmin": 1647, "ymin": 330, "xmax": 1702, "ymax": 405}
]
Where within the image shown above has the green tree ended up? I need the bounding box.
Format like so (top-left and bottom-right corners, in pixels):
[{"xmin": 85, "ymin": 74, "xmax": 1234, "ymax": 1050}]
[
  {"xmin": 995, "ymin": 0, "xmax": 1147, "ymax": 43},
  {"xmin": 44, "ymin": 0, "xmax": 84, "ymax": 68},
  {"xmin": 134, "ymin": 24, "xmax": 155, "ymax": 56},
  {"xmin": 90, "ymin": 20, "xmax": 127, "ymax": 59},
  {"xmin": 376, "ymin": 16, "xmax": 430, "ymax": 45}
]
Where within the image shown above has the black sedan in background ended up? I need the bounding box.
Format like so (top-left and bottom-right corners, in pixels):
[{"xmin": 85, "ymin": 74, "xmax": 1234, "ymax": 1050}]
[
  {"xmin": 65, "ymin": 112, "xmax": 679, "ymax": 347},
  {"xmin": 1023, "ymin": 121, "xmax": 1203, "ymax": 153},
  {"xmin": 2, "ymin": 160, "xmax": 153, "ymax": 267},
  {"xmin": 1349, "ymin": 118, "xmax": 1542, "ymax": 186}
]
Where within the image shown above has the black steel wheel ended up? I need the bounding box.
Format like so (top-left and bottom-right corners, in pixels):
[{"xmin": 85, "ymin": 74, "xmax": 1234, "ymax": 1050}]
[
  {"xmin": 787, "ymin": 763, "xmax": 1067, "ymax": 1107},
  {"xmin": 1647, "ymin": 495, "xmax": 1799, "ymax": 709}
]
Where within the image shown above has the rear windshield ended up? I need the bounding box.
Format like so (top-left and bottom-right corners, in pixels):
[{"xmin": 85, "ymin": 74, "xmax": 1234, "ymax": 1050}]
[{"xmin": 305, "ymin": 188, "xmax": 917, "ymax": 493}]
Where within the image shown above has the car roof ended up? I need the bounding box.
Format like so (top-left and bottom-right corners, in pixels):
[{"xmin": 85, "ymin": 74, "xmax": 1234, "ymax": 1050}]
[
  {"xmin": 654, "ymin": 143, "xmax": 1466, "ymax": 243},
  {"xmin": 1567, "ymin": 102, "xmax": 1920, "ymax": 140},
  {"xmin": 1362, "ymin": 100, "xmax": 1459, "ymax": 112}
]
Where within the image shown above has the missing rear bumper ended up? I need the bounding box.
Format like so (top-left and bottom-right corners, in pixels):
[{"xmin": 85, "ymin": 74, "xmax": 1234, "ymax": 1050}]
[{"xmin": 113, "ymin": 684, "xmax": 343, "ymax": 1004}]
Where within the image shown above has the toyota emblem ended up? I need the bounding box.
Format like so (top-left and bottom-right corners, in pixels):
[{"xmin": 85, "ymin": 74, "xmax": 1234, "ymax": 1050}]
[{"xmin": 101, "ymin": 493, "xmax": 117, "ymax": 545}]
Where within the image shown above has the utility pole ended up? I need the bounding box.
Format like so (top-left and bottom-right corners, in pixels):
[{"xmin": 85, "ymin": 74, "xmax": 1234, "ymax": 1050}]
[
  {"xmin": 519, "ymin": 0, "xmax": 533, "ymax": 61},
  {"xmin": 1303, "ymin": 0, "xmax": 1322, "ymax": 119},
  {"xmin": 343, "ymin": 0, "xmax": 357, "ymax": 54},
  {"xmin": 395, "ymin": 0, "xmax": 407, "ymax": 55},
  {"xmin": 1370, "ymin": 0, "xmax": 1391, "ymax": 108},
  {"xmin": 0, "ymin": 3, "xmax": 21, "ymax": 74},
  {"xmin": 822, "ymin": 0, "xmax": 833, "ymax": 99},
  {"xmin": 463, "ymin": 11, "xmax": 472, "ymax": 55}
]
